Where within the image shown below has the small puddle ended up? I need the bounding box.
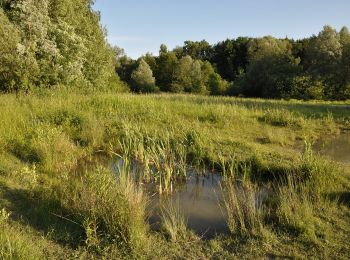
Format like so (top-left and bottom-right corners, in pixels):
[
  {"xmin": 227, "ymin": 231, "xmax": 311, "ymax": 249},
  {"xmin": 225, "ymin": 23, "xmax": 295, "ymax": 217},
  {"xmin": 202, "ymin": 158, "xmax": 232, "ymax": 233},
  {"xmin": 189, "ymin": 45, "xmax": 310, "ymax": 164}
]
[{"xmin": 315, "ymin": 132, "xmax": 350, "ymax": 164}]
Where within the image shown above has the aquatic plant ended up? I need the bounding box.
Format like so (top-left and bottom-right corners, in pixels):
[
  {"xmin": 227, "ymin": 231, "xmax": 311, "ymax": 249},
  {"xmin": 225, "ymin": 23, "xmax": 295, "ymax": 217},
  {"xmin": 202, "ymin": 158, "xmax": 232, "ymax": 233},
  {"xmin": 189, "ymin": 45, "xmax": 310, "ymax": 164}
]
[
  {"xmin": 160, "ymin": 198, "xmax": 187, "ymax": 241},
  {"xmin": 221, "ymin": 180, "xmax": 266, "ymax": 237}
]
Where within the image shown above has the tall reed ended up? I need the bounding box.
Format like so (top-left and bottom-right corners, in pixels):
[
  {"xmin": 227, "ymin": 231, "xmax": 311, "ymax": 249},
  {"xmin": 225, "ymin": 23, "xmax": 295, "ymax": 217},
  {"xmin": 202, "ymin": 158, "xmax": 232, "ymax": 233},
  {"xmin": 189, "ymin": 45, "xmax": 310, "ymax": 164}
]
[{"xmin": 221, "ymin": 180, "xmax": 266, "ymax": 237}]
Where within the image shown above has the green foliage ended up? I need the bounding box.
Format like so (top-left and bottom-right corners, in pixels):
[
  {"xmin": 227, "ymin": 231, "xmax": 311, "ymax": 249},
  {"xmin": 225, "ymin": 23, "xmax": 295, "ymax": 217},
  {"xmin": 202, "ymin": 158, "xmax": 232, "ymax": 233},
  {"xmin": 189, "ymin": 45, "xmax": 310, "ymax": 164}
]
[
  {"xmin": 242, "ymin": 54, "xmax": 301, "ymax": 98},
  {"xmin": 116, "ymin": 25, "xmax": 350, "ymax": 100},
  {"xmin": 210, "ymin": 37, "xmax": 249, "ymax": 82},
  {"xmin": 182, "ymin": 40, "xmax": 211, "ymax": 60},
  {"xmin": 131, "ymin": 59, "xmax": 158, "ymax": 93},
  {"xmin": 306, "ymin": 26, "xmax": 342, "ymax": 78},
  {"xmin": 305, "ymin": 25, "xmax": 350, "ymax": 99},
  {"xmin": 0, "ymin": 0, "xmax": 120, "ymax": 92},
  {"xmin": 289, "ymin": 75, "xmax": 325, "ymax": 100},
  {"xmin": 0, "ymin": 9, "xmax": 35, "ymax": 92},
  {"xmin": 172, "ymin": 56, "xmax": 206, "ymax": 93},
  {"xmin": 207, "ymin": 73, "xmax": 229, "ymax": 95},
  {"xmin": 156, "ymin": 47, "xmax": 179, "ymax": 91},
  {"xmin": 247, "ymin": 36, "xmax": 293, "ymax": 63}
]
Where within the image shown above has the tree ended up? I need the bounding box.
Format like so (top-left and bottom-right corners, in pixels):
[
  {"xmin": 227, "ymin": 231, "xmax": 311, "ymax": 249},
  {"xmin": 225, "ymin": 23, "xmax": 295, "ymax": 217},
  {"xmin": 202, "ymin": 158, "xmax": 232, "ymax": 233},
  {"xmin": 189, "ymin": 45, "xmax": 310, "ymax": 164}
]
[
  {"xmin": 0, "ymin": 9, "xmax": 28, "ymax": 92},
  {"xmin": 171, "ymin": 56, "xmax": 192, "ymax": 92},
  {"xmin": 289, "ymin": 75, "xmax": 324, "ymax": 100},
  {"xmin": 0, "ymin": 0, "xmax": 120, "ymax": 92},
  {"xmin": 305, "ymin": 25, "xmax": 342, "ymax": 98},
  {"xmin": 131, "ymin": 59, "xmax": 157, "ymax": 93},
  {"xmin": 200, "ymin": 61, "xmax": 216, "ymax": 88},
  {"xmin": 183, "ymin": 40, "xmax": 211, "ymax": 60},
  {"xmin": 172, "ymin": 56, "xmax": 206, "ymax": 94},
  {"xmin": 210, "ymin": 37, "xmax": 249, "ymax": 82},
  {"xmin": 142, "ymin": 53, "xmax": 157, "ymax": 74},
  {"xmin": 240, "ymin": 36, "xmax": 299, "ymax": 98},
  {"xmin": 247, "ymin": 36, "xmax": 293, "ymax": 63},
  {"xmin": 207, "ymin": 73, "xmax": 229, "ymax": 96},
  {"xmin": 242, "ymin": 54, "xmax": 301, "ymax": 98},
  {"xmin": 191, "ymin": 60, "xmax": 205, "ymax": 93},
  {"xmin": 339, "ymin": 27, "xmax": 350, "ymax": 98},
  {"xmin": 155, "ymin": 45, "xmax": 178, "ymax": 91},
  {"xmin": 306, "ymin": 26, "xmax": 342, "ymax": 72},
  {"xmin": 116, "ymin": 56, "xmax": 138, "ymax": 84}
]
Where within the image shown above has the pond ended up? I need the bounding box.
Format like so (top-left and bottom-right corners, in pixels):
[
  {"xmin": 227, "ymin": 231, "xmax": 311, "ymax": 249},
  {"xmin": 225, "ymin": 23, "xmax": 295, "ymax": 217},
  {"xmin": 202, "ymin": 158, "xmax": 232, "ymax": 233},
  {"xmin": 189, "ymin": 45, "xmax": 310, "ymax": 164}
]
[
  {"xmin": 315, "ymin": 132, "xmax": 350, "ymax": 164},
  {"xmin": 147, "ymin": 171, "xmax": 227, "ymax": 239},
  {"xmin": 111, "ymin": 159, "xmax": 228, "ymax": 238},
  {"xmin": 77, "ymin": 154, "xmax": 269, "ymax": 239}
]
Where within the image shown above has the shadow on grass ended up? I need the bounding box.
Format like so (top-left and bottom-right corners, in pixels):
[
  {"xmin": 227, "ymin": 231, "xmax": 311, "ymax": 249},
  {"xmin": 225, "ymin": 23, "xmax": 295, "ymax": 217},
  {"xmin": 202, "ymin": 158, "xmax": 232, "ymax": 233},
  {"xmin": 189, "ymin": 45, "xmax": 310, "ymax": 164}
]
[
  {"xmin": 0, "ymin": 182, "xmax": 85, "ymax": 249},
  {"xmin": 327, "ymin": 192, "xmax": 350, "ymax": 207},
  {"xmin": 266, "ymin": 254, "xmax": 294, "ymax": 259}
]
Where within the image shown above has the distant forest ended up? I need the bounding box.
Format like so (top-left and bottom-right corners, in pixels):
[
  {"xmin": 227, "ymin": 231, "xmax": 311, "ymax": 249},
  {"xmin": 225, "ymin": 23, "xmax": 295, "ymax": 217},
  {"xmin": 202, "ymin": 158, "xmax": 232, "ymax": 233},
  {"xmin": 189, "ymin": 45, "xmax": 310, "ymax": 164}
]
[
  {"xmin": 0, "ymin": 1, "xmax": 349, "ymax": 100},
  {"xmin": 118, "ymin": 25, "xmax": 350, "ymax": 100}
]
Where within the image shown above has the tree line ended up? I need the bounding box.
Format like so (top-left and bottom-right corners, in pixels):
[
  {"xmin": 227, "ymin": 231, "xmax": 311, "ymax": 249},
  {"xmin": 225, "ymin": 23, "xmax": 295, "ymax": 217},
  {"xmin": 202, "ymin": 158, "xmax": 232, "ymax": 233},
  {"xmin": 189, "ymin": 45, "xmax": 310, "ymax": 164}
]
[
  {"xmin": 117, "ymin": 25, "xmax": 350, "ymax": 100},
  {"xmin": 0, "ymin": 2, "xmax": 349, "ymax": 101}
]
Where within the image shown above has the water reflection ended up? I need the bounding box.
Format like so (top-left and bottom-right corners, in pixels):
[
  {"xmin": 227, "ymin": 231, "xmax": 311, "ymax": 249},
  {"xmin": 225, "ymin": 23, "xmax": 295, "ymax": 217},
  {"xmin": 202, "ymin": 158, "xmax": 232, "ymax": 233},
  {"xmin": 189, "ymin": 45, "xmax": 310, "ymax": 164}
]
[
  {"xmin": 147, "ymin": 171, "xmax": 227, "ymax": 239},
  {"xmin": 112, "ymin": 158, "xmax": 228, "ymax": 238},
  {"xmin": 315, "ymin": 132, "xmax": 350, "ymax": 164}
]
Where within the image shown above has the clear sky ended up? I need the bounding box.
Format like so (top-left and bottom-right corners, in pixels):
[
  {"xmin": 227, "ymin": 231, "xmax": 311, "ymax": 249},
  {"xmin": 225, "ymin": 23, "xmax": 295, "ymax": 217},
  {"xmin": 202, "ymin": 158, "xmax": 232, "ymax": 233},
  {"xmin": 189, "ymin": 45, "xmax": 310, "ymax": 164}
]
[{"xmin": 93, "ymin": 0, "xmax": 350, "ymax": 59}]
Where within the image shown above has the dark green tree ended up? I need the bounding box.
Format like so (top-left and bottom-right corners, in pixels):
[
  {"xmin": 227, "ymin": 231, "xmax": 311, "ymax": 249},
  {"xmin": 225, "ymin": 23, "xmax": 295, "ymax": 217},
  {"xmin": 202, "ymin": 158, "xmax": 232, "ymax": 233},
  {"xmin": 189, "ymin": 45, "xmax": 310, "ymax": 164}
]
[
  {"xmin": 155, "ymin": 45, "xmax": 179, "ymax": 91},
  {"xmin": 242, "ymin": 54, "xmax": 301, "ymax": 98}
]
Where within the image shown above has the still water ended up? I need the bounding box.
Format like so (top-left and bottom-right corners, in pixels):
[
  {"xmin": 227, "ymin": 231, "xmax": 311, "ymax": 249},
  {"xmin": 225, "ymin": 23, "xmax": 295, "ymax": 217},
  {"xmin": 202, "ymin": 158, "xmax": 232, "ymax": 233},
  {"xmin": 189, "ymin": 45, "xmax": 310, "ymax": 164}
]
[
  {"xmin": 111, "ymin": 159, "xmax": 228, "ymax": 238},
  {"xmin": 315, "ymin": 132, "xmax": 350, "ymax": 164},
  {"xmin": 147, "ymin": 171, "xmax": 227, "ymax": 238},
  {"xmin": 75, "ymin": 133, "xmax": 350, "ymax": 239}
]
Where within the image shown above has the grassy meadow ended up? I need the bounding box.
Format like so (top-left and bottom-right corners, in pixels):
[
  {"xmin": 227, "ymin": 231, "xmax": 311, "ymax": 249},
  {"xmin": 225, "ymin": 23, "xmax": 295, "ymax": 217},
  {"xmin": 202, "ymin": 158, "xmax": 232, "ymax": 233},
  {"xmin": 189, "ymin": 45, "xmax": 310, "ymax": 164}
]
[{"xmin": 0, "ymin": 89, "xmax": 350, "ymax": 259}]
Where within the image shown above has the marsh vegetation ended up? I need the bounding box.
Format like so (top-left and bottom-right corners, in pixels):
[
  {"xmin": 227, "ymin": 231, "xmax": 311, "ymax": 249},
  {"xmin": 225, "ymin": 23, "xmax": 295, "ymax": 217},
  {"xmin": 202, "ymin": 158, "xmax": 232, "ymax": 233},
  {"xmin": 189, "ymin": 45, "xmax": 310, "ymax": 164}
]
[{"xmin": 0, "ymin": 90, "xmax": 350, "ymax": 258}]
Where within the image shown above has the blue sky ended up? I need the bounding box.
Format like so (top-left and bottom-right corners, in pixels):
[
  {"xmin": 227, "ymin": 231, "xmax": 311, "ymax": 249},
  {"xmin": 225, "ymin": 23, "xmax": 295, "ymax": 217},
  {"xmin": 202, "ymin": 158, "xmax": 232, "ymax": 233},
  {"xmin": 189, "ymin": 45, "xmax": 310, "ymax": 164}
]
[{"xmin": 93, "ymin": 0, "xmax": 350, "ymax": 59}]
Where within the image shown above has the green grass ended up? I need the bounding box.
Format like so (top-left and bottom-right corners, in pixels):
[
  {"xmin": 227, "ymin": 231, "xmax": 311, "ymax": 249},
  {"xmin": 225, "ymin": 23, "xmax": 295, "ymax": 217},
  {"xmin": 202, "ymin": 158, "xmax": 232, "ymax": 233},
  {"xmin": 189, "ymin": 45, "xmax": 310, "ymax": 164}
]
[
  {"xmin": 160, "ymin": 198, "xmax": 188, "ymax": 242},
  {"xmin": 0, "ymin": 89, "xmax": 349, "ymax": 258}
]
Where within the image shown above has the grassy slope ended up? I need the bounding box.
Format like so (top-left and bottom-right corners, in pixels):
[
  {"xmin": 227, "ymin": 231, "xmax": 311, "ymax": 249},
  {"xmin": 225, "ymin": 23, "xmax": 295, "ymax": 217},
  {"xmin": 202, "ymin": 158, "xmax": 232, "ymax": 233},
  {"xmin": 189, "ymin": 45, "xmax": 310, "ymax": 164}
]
[{"xmin": 0, "ymin": 90, "xmax": 349, "ymax": 258}]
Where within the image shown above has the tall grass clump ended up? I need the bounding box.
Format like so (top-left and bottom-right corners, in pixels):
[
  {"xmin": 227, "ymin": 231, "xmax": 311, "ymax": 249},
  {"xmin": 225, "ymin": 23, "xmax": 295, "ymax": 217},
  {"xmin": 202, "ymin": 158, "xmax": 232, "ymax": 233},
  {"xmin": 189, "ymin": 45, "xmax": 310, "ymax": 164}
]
[
  {"xmin": 160, "ymin": 198, "xmax": 187, "ymax": 241},
  {"xmin": 71, "ymin": 167, "xmax": 149, "ymax": 256},
  {"xmin": 275, "ymin": 142, "xmax": 340, "ymax": 242},
  {"xmin": 259, "ymin": 108, "xmax": 307, "ymax": 129},
  {"xmin": 276, "ymin": 178, "xmax": 321, "ymax": 242},
  {"xmin": 221, "ymin": 180, "xmax": 266, "ymax": 238},
  {"xmin": 296, "ymin": 141, "xmax": 338, "ymax": 199}
]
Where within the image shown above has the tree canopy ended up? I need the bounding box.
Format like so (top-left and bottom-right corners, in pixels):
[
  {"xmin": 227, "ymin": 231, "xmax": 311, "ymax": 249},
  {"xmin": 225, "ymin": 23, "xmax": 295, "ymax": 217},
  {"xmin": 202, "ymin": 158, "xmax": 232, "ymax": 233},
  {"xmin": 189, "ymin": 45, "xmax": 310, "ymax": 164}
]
[
  {"xmin": 0, "ymin": 0, "xmax": 120, "ymax": 92},
  {"xmin": 117, "ymin": 25, "xmax": 350, "ymax": 100},
  {"xmin": 0, "ymin": 4, "xmax": 349, "ymax": 101}
]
